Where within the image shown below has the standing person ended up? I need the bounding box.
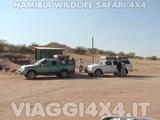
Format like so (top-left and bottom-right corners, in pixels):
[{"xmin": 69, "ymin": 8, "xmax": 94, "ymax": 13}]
[
  {"xmin": 121, "ymin": 61, "xmax": 126, "ymax": 77},
  {"xmin": 71, "ymin": 57, "xmax": 76, "ymax": 73},
  {"xmin": 79, "ymin": 58, "xmax": 84, "ymax": 73},
  {"xmin": 72, "ymin": 58, "xmax": 75, "ymax": 65},
  {"xmin": 117, "ymin": 59, "xmax": 122, "ymax": 76}
]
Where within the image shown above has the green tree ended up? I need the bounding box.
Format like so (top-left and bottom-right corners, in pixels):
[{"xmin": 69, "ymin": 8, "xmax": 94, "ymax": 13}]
[
  {"xmin": 146, "ymin": 56, "xmax": 159, "ymax": 61},
  {"xmin": 126, "ymin": 52, "xmax": 136, "ymax": 58},
  {"xmin": 117, "ymin": 51, "xmax": 125, "ymax": 57},
  {"xmin": 104, "ymin": 51, "xmax": 117, "ymax": 56},
  {"xmin": 0, "ymin": 39, "xmax": 6, "ymax": 53},
  {"xmin": 74, "ymin": 46, "xmax": 87, "ymax": 54}
]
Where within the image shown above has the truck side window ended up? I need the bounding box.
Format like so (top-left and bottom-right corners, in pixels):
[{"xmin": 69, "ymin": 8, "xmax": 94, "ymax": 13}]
[
  {"xmin": 99, "ymin": 61, "xmax": 103, "ymax": 65},
  {"xmin": 113, "ymin": 61, "xmax": 118, "ymax": 65},
  {"xmin": 106, "ymin": 61, "xmax": 112, "ymax": 65},
  {"xmin": 51, "ymin": 61, "xmax": 57, "ymax": 66},
  {"xmin": 67, "ymin": 60, "xmax": 73, "ymax": 65},
  {"xmin": 122, "ymin": 60, "xmax": 130, "ymax": 64},
  {"xmin": 42, "ymin": 60, "xmax": 47, "ymax": 66}
]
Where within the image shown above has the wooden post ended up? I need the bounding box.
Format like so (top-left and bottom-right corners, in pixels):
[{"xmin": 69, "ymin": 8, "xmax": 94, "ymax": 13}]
[{"xmin": 92, "ymin": 37, "xmax": 94, "ymax": 64}]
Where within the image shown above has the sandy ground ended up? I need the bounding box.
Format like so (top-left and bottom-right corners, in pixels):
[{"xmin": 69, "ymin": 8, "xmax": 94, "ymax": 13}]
[{"xmin": 0, "ymin": 59, "xmax": 160, "ymax": 120}]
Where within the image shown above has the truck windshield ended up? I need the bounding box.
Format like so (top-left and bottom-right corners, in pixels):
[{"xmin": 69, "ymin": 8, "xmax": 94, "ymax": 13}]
[
  {"xmin": 96, "ymin": 60, "xmax": 103, "ymax": 65},
  {"xmin": 34, "ymin": 59, "xmax": 44, "ymax": 65}
]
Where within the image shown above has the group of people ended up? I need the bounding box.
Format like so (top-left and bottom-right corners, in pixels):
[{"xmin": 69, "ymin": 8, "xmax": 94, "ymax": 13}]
[{"xmin": 116, "ymin": 59, "xmax": 126, "ymax": 77}]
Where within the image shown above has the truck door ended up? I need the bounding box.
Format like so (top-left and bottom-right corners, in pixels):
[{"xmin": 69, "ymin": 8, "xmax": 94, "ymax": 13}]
[
  {"xmin": 37, "ymin": 60, "xmax": 51, "ymax": 74},
  {"xmin": 105, "ymin": 60, "xmax": 112, "ymax": 73},
  {"xmin": 112, "ymin": 60, "xmax": 118, "ymax": 72},
  {"xmin": 48, "ymin": 60, "xmax": 59, "ymax": 74}
]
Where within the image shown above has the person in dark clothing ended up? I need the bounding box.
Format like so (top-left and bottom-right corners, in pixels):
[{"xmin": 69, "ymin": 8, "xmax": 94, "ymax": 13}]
[
  {"xmin": 72, "ymin": 58, "xmax": 75, "ymax": 65},
  {"xmin": 71, "ymin": 58, "xmax": 76, "ymax": 73},
  {"xmin": 117, "ymin": 59, "xmax": 122, "ymax": 76}
]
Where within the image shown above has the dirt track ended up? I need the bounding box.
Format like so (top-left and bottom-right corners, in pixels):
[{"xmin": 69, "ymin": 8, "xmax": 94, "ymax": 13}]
[{"xmin": 0, "ymin": 71, "xmax": 160, "ymax": 120}]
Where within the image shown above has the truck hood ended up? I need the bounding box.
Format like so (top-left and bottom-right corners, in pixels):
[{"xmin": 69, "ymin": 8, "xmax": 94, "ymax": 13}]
[
  {"xmin": 87, "ymin": 64, "xmax": 99, "ymax": 68},
  {"xmin": 21, "ymin": 64, "xmax": 36, "ymax": 69}
]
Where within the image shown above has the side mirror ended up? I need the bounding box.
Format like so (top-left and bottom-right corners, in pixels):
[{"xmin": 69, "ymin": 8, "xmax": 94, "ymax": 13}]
[
  {"xmin": 40, "ymin": 63, "xmax": 48, "ymax": 67},
  {"xmin": 40, "ymin": 63, "xmax": 44, "ymax": 66}
]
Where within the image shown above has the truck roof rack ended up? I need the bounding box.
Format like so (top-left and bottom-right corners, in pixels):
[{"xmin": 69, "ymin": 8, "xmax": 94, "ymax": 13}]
[
  {"xmin": 100, "ymin": 56, "xmax": 128, "ymax": 60},
  {"xmin": 53, "ymin": 55, "xmax": 70, "ymax": 60}
]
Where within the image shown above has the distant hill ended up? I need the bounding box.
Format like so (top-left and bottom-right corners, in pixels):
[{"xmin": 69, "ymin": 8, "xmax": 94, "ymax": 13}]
[
  {"xmin": 0, "ymin": 39, "xmax": 159, "ymax": 60},
  {"xmin": 44, "ymin": 42, "xmax": 72, "ymax": 49}
]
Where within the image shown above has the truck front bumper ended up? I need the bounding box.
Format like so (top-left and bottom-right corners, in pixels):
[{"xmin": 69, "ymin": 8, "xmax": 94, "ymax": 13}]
[{"xmin": 17, "ymin": 69, "xmax": 28, "ymax": 75}]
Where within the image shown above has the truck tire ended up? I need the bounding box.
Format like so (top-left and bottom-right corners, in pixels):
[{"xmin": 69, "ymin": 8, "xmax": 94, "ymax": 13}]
[
  {"xmin": 95, "ymin": 69, "xmax": 102, "ymax": 77},
  {"xmin": 125, "ymin": 69, "xmax": 128, "ymax": 75},
  {"xmin": 25, "ymin": 71, "xmax": 36, "ymax": 79},
  {"xmin": 125, "ymin": 69, "xmax": 128, "ymax": 76},
  {"xmin": 88, "ymin": 73, "xmax": 94, "ymax": 77},
  {"xmin": 113, "ymin": 72, "xmax": 118, "ymax": 76},
  {"xmin": 60, "ymin": 70, "xmax": 68, "ymax": 78}
]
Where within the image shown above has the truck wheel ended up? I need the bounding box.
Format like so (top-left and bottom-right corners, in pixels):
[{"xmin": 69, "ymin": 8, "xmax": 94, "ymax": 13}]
[
  {"xmin": 113, "ymin": 72, "xmax": 118, "ymax": 76},
  {"xmin": 125, "ymin": 69, "xmax": 128, "ymax": 76},
  {"xmin": 125, "ymin": 69, "xmax": 128, "ymax": 74},
  {"xmin": 95, "ymin": 69, "xmax": 102, "ymax": 77},
  {"xmin": 25, "ymin": 71, "xmax": 36, "ymax": 79},
  {"xmin": 56, "ymin": 74, "xmax": 60, "ymax": 78},
  {"xmin": 60, "ymin": 70, "xmax": 68, "ymax": 78},
  {"xmin": 88, "ymin": 73, "xmax": 94, "ymax": 77}
]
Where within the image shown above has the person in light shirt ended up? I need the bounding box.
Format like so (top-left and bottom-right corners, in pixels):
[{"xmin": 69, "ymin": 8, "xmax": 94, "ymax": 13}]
[{"xmin": 79, "ymin": 58, "xmax": 84, "ymax": 72}]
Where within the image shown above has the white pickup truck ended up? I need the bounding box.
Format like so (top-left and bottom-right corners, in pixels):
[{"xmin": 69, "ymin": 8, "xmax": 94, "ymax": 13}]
[{"xmin": 85, "ymin": 59, "xmax": 133, "ymax": 77}]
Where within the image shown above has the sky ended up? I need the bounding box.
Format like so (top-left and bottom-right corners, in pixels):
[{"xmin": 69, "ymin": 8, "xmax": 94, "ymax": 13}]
[{"xmin": 0, "ymin": 0, "xmax": 160, "ymax": 57}]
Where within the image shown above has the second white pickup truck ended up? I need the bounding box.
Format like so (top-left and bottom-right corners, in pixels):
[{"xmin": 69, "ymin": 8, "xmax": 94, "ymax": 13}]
[{"xmin": 85, "ymin": 59, "xmax": 133, "ymax": 77}]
